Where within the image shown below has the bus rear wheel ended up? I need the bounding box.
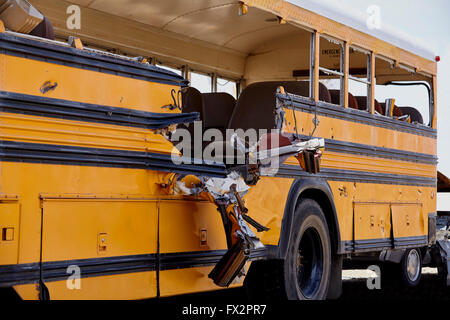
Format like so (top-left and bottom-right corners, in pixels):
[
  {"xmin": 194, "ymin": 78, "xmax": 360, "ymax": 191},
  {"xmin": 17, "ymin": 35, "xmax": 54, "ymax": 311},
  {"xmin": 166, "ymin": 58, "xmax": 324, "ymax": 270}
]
[{"xmin": 285, "ymin": 199, "xmax": 332, "ymax": 299}]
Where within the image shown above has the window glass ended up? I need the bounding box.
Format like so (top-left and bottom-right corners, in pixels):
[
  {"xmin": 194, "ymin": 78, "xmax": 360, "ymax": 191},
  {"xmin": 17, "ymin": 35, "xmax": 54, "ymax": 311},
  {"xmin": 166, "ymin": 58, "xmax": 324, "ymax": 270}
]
[
  {"xmin": 191, "ymin": 72, "xmax": 212, "ymax": 93},
  {"xmin": 375, "ymin": 81, "xmax": 430, "ymax": 125},
  {"xmin": 217, "ymin": 78, "xmax": 237, "ymax": 98},
  {"xmin": 374, "ymin": 56, "xmax": 432, "ymax": 126}
]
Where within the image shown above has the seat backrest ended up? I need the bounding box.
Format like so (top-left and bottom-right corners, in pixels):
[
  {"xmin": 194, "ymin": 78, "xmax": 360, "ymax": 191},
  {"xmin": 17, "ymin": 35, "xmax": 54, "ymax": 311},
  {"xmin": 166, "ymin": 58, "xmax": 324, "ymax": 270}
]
[
  {"xmin": 228, "ymin": 81, "xmax": 331, "ymax": 131},
  {"xmin": 354, "ymin": 96, "xmax": 383, "ymax": 113},
  {"xmin": 29, "ymin": 17, "xmax": 55, "ymax": 40},
  {"xmin": 399, "ymin": 106, "xmax": 423, "ymax": 124},
  {"xmin": 202, "ymin": 92, "xmax": 236, "ymax": 133},
  {"xmin": 181, "ymin": 87, "xmax": 203, "ymax": 118},
  {"xmin": 379, "ymin": 102, "xmax": 404, "ymax": 117},
  {"xmin": 329, "ymin": 90, "xmax": 359, "ymax": 109}
]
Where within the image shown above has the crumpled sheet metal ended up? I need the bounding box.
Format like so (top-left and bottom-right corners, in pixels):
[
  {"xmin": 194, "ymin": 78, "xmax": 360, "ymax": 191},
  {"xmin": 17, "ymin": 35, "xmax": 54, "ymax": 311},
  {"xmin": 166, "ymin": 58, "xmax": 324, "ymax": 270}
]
[{"xmin": 172, "ymin": 133, "xmax": 325, "ymax": 287}]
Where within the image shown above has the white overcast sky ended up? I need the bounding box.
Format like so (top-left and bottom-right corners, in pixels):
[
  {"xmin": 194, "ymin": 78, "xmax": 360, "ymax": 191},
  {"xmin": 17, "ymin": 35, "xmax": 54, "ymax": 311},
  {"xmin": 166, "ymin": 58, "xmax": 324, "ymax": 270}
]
[{"xmin": 329, "ymin": 0, "xmax": 450, "ymax": 210}]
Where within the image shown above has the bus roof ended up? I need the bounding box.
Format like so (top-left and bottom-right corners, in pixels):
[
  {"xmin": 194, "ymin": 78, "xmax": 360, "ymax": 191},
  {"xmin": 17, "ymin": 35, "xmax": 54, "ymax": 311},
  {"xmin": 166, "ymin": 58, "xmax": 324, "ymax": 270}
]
[
  {"xmin": 31, "ymin": 0, "xmax": 437, "ymax": 77},
  {"xmin": 286, "ymin": 0, "xmax": 436, "ymax": 61}
]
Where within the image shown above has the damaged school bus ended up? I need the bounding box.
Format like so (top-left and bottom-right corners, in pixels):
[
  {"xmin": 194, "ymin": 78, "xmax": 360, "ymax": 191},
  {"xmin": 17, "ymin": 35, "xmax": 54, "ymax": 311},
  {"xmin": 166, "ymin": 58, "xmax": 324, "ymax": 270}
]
[{"xmin": 0, "ymin": 0, "xmax": 446, "ymax": 300}]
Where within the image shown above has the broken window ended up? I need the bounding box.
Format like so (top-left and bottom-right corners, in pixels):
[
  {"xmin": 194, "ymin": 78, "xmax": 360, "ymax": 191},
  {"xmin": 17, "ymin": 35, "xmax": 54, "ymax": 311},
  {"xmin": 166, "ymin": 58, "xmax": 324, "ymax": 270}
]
[
  {"xmin": 374, "ymin": 55, "xmax": 433, "ymax": 126},
  {"xmin": 318, "ymin": 35, "xmax": 344, "ymax": 106},
  {"xmin": 348, "ymin": 46, "xmax": 372, "ymax": 112}
]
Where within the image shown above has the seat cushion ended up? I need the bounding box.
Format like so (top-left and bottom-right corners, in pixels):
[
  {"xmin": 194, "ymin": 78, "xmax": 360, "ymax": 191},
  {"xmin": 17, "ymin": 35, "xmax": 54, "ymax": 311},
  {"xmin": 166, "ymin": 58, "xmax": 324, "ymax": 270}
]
[
  {"xmin": 329, "ymin": 90, "xmax": 359, "ymax": 109},
  {"xmin": 399, "ymin": 106, "xmax": 423, "ymax": 124}
]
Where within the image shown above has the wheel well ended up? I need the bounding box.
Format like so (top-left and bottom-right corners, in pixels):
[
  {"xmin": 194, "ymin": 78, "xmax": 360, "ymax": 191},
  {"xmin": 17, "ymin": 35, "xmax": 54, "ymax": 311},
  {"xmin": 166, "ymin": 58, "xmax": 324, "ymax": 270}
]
[{"xmin": 297, "ymin": 189, "xmax": 340, "ymax": 255}]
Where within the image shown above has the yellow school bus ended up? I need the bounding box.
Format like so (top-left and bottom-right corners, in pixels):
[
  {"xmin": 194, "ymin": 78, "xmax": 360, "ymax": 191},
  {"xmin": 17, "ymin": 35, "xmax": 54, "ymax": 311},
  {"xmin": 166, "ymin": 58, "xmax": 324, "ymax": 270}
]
[{"xmin": 0, "ymin": 0, "xmax": 444, "ymax": 300}]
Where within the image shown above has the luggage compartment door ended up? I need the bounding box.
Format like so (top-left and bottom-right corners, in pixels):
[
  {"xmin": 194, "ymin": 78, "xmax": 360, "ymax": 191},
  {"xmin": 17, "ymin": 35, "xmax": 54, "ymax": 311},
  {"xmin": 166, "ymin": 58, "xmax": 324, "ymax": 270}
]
[
  {"xmin": 41, "ymin": 197, "xmax": 158, "ymax": 300},
  {"xmin": 391, "ymin": 203, "xmax": 426, "ymax": 248},
  {"xmin": 0, "ymin": 202, "xmax": 20, "ymax": 265}
]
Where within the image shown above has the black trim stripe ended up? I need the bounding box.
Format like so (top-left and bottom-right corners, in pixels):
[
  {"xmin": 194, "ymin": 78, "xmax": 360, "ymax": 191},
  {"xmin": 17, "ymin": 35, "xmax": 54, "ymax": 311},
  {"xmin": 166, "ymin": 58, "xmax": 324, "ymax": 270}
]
[
  {"xmin": 0, "ymin": 140, "xmax": 435, "ymax": 186},
  {"xmin": 394, "ymin": 236, "xmax": 428, "ymax": 248},
  {"xmin": 279, "ymin": 93, "xmax": 437, "ymax": 138},
  {"xmin": 0, "ymin": 91, "xmax": 199, "ymax": 130},
  {"xmin": 343, "ymin": 235, "xmax": 428, "ymax": 253},
  {"xmin": 0, "ymin": 140, "xmax": 227, "ymax": 177},
  {"xmin": 0, "ymin": 248, "xmax": 266, "ymax": 287},
  {"xmin": 301, "ymin": 135, "xmax": 437, "ymax": 165},
  {"xmin": 278, "ymin": 165, "xmax": 436, "ymax": 187},
  {"xmin": 0, "ymin": 32, "xmax": 187, "ymax": 87}
]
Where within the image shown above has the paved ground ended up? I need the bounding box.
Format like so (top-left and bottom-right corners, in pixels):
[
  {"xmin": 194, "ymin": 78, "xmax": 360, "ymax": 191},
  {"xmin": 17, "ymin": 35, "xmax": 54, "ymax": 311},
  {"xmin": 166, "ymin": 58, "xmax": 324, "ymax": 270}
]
[
  {"xmin": 156, "ymin": 267, "xmax": 450, "ymax": 302},
  {"xmin": 1, "ymin": 268, "xmax": 449, "ymax": 301}
]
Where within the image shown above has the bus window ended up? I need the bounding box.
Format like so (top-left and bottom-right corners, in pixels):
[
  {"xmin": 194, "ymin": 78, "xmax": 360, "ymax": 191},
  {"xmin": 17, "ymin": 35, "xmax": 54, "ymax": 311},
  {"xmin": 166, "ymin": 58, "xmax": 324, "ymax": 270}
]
[
  {"xmin": 348, "ymin": 46, "xmax": 372, "ymax": 112},
  {"xmin": 374, "ymin": 55, "xmax": 432, "ymax": 126},
  {"xmin": 319, "ymin": 35, "xmax": 344, "ymax": 105},
  {"xmin": 216, "ymin": 78, "xmax": 237, "ymax": 99},
  {"xmin": 191, "ymin": 71, "xmax": 212, "ymax": 93}
]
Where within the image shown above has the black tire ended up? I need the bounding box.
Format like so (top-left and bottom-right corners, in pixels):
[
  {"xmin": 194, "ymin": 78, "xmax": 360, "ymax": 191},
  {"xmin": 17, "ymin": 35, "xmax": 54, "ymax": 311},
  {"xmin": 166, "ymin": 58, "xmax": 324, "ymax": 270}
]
[
  {"xmin": 245, "ymin": 199, "xmax": 332, "ymax": 300},
  {"xmin": 381, "ymin": 248, "xmax": 423, "ymax": 288},
  {"xmin": 399, "ymin": 248, "xmax": 422, "ymax": 287}
]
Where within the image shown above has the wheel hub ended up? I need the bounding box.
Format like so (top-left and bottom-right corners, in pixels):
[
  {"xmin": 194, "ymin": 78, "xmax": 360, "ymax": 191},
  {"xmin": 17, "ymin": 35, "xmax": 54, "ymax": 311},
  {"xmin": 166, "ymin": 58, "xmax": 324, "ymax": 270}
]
[
  {"xmin": 406, "ymin": 249, "xmax": 421, "ymax": 282},
  {"xmin": 296, "ymin": 227, "xmax": 323, "ymax": 298}
]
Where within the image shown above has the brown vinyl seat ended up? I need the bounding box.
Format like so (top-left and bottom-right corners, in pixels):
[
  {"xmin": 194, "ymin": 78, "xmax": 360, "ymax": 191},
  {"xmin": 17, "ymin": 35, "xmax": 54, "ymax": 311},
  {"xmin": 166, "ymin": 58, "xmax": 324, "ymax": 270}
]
[
  {"xmin": 379, "ymin": 102, "xmax": 403, "ymax": 117},
  {"xmin": 181, "ymin": 87, "xmax": 203, "ymax": 118},
  {"xmin": 202, "ymin": 92, "xmax": 236, "ymax": 135},
  {"xmin": 177, "ymin": 87, "xmax": 203, "ymax": 154},
  {"xmin": 398, "ymin": 107, "xmax": 423, "ymax": 124},
  {"xmin": 329, "ymin": 90, "xmax": 359, "ymax": 109},
  {"xmin": 29, "ymin": 17, "xmax": 55, "ymax": 40},
  {"xmin": 354, "ymin": 96, "xmax": 383, "ymax": 114},
  {"xmin": 228, "ymin": 81, "xmax": 331, "ymax": 131}
]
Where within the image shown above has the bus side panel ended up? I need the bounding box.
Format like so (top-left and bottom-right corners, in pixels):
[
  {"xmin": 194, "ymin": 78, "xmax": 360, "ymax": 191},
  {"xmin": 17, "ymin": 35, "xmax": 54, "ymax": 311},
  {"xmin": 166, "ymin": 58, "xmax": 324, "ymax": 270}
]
[
  {"xmin": 0, "ymin": 53, "xmax": 180, "ymax": 113},
  {"xmin": 14, "ymin": 271, "xmax": 157, "ymax": 300},
  {"xmin": 158, "ymin": 200, "xmax": 229, "ymax": 297},
  {"xmin": 42, "ymin": 200, "xmax": 158, "ymax": 262},
  {"xmin": 0, "ymin": 202, "xmax": 21, "ymax": 265}
]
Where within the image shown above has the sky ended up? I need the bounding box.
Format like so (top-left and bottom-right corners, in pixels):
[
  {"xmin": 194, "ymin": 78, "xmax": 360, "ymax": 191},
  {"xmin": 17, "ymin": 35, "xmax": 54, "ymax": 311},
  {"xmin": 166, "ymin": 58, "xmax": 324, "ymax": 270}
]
[{"xmin": 324, "ymin": 0, "xmax": 450, "ymax": 210}]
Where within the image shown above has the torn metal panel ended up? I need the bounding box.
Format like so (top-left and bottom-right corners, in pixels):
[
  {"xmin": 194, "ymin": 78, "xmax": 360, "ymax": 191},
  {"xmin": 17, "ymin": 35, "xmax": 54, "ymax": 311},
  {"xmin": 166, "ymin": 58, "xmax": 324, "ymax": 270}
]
[
  {"xmin": 172, "ymin": 136, "xmax": 324, "ymax": 286},
  {"xmin": 0, "ymin": 91, "xmax": 200, "ymax": 130},
  {"xmin": 167, "ymin": 86, "xmax": 326, "ymax": 287}
]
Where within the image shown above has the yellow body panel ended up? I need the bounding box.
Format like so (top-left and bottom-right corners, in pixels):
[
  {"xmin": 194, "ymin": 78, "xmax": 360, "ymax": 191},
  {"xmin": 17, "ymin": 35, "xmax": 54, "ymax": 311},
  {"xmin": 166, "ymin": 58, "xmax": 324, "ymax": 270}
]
[
  {"xmin": 283, "ymin": 108, "xmax": 437, "ymax": 155},
  {"xmin": 0, "ymin": 202, "xmax": 20, "ymax": 265},
  {"xmin": 42, "ymin": 199, "xmax": 158, "ymax": 261},
  {"xmin": 0, "ymin": 112, "xmax": 174, "ymax": 154},
  {"xmin": 14, "ymin": 272, "xmax": 157, "ymax": 300}
]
